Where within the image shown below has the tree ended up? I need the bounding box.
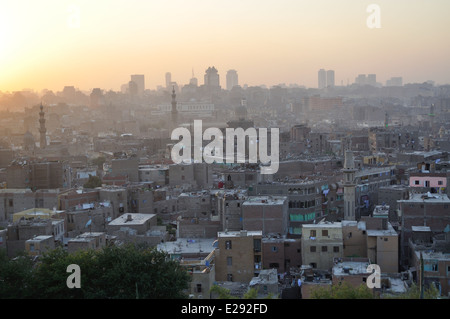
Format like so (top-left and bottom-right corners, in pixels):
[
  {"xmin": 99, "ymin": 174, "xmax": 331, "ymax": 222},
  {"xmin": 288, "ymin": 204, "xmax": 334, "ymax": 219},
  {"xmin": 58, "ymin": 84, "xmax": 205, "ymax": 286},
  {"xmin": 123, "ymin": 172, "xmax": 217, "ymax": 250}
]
[
  {"xmin": 91, "ymin": 156, "xmax": 106, "ymax": 169},
  {"xmin": 0, "ymin": 250, "xmax": 34, "ymax": 299},
  {"xmin": 83, "ymin": 174, "xmax": 102, "ymax": 189},
  {"xmin": 383, "ymin": 282, "xmax": 440, "ymax": 299},
  {"xmin": 209, "ymin": 285, "xmax": 237, "ymax": 299},
  {"xmin": 3, "ymin": 244, "xmax": 190, "ymax": 299},
  {"xmin": 311, "ymin": 282, "xmax": 375, "ymax": 299}
]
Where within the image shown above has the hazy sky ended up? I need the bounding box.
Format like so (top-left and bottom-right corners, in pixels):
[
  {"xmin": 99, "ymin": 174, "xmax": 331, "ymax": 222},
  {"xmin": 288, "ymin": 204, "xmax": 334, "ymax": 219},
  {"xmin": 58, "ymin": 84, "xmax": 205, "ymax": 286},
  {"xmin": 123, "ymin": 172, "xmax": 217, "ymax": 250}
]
[{"xmin": 0, "ymin": 0, "xmax": 449, "ymax": 93}]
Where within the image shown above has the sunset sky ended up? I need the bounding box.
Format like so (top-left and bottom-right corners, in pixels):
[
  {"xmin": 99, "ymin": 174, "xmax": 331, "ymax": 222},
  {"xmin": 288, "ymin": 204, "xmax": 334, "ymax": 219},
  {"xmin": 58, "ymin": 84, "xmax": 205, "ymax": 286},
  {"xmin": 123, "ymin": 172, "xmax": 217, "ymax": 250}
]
[{"xmin": 0, "ymin": 0, "xmax": 449, "ymax": 93}]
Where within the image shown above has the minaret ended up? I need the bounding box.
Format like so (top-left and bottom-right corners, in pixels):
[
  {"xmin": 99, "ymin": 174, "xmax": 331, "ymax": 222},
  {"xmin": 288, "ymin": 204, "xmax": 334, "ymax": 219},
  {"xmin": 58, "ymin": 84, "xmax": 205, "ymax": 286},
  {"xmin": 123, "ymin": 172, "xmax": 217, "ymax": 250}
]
[
  {"xmin": 384, "ymin": 112, "xmax": 389, "ymax": 129},
  {"xmin": 343, "ymin": 150, "xmax": 357, "ymax": 221},
  {"xmin": 171, "ymin": 86, "xmax": 178, "ymax": 129},
  {"xmin": 39, "ymin": 103, "xmax": 47, "ymax": 149}
]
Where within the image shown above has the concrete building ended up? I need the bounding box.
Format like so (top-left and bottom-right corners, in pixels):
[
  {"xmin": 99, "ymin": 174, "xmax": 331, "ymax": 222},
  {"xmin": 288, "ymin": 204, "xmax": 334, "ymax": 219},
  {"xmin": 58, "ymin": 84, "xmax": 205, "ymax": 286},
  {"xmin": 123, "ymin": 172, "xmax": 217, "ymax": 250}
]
[
  {"xmin": 204, "ymin": 66, "xmax": 220, "ymax": 89},
  {"xmin": 301, "ymin": 221, "xmax": 343, "ymax": 271},
  {"xmin": 176, "ymin": 190, "xmax": 220, "ymax": 238},
  {"xmin": 226, "ymin": 69, "xmax": 238, "ymax": 91},
  {"xmin": 365, "ymin": 219, "xmax": 399, "ymax": 273},
  {"xmin": 6, "ymin": 218, "xmax": 54, "ymax": 258},
  {"xmin": 342, "ymin": 220, "xmax": 367, "ymax": 258},
  {"xmin": 111, "ymin": 156, "xmax": 139, "ymax": 183},
  {"xmin": 318, "ymin": 69, "xmax": 326, "ymax": 89},
  {"xmin": 130, "ymin": 74, "xmax": 145, "ymax": 96},
  {"xmin": 157, "ymin": 237, "xmax": 216, "ymax": 299},
  {"xmin": 326, "ymin": 70, "xmax": 335, "ymax": 88},
  {"xmin": 0, "ymin": 189, "xmax": 35, "ymax": 223},
  {"xmin": 262, "ymin": 237, "xmax": 302, "ymax": 273},
  {"xmin": 248, "ymin": 268, "xmax": 279, "ymax": 297},
  {"xmin": 67, "ymin": 232, "xmax": 107, "ymax": 253},
  {"xmin": 332, "ymin": 258, "xmax": 371, "ymax": 288},
  {"xmin": 25, "ymin": 235, "xmax": 55, "ymax": 256},
  {"xmin": 242, "ymin": 196, "xmax": 288, "ymax": 236},
  {"xmin": 217, "ymin": 189, "xmax": 247, "ymax": 232},
  {"xmin": 215, "ymin": 230, "xmax": 263, "ymax": 283},
  {"xmin": 408, "ymin": 227, "xmax": 450, "ymax": 296},
  {"xmin": 398, "ymin": 193, "xmax": 450, "ymax": 269},
  {"xmin": 169, "ymin": 163, "xmax": 213, "ymax": 189},
  {"xmin": 249, "ymin": 180, "xmax": 325, "ymax": 237},
  {"xmin": 107, "ymin": 213, "xmax": 157, "ymax": 235}
]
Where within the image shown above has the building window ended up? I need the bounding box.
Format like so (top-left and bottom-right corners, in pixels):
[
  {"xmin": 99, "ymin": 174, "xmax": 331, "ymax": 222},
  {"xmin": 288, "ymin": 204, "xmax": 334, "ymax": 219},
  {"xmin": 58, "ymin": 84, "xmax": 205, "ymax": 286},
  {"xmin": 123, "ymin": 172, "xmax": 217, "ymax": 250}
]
[
  {"xmin": 227, "ymin": 274, "xmax": 233, "ymax": 281},
  {"xmin": 225, "ymin": 240, "xmax": 232, "ymax": 249},
  {"xmin": 438, "ymin": 180, "xmax": 443, "ymax": 185},
  {"xmin": 310, "ymin": 230, "xmax": 316, "ymax": 238},
  {"xmin": 8, "ymin": 199, "xmax": 13, "ymax": 207},
  {"xmin": 333, "ymin": 246, "xmax": 340, "ymax": 253},
  {"xmin": 414, "ymin": 180, "xmax": 420, "ymax": 185},
  {"xmin": 227, "ymin": 257, "xmax": 232, "ymax": 266},
  {"xmin": 196, "ymin": 284, "xmax": 202, "ymax": 293},
  {"xmin": 253, "ymin": 239, "xmax": 261, "ymax": 253},
  {"xmin": 321, "ymin": 246, "xmax": 328, "ymax": 252},
  {"xmin": 271, "ymin": 246, "xmax": 278, "ymax": 253},
  {"xmin": 181, "ymin": 175, "xmax": 185, "ymax": 180},
  {"xmin": 384, "ymin": 238, "xmax": 388, "ymax": 242},
  {"xmin": 322, "ymin": 230, "xmax": 328, "ymax": 237},
  {"xmin": 310, "ymin": 246, "xmax": 316, "ymax": 253}
]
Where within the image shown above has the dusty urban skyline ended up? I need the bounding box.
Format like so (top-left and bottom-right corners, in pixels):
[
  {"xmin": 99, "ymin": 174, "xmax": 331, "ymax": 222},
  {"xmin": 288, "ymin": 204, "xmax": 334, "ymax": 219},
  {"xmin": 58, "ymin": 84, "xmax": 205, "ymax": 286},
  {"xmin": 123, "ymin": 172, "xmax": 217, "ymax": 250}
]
[{"xmin": 0, "ymin": 0, "xmax": 449, "ymax": 92}]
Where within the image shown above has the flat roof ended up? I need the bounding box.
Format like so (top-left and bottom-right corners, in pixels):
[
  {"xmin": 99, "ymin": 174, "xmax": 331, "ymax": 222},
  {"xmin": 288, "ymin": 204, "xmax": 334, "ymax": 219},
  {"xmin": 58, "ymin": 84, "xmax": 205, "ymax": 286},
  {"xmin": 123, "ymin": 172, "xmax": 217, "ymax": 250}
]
[
  {"xmin": 302, "ymin": 222, "xmax": 342, "ymax": 229},
  {"xmin": 26, "ymin": 235, "xmax": 53, "ymax": 242},
  {"xmin": 217, "ymin": 230, "xmax": 262, "ymax": 238},
  {"xmin": 411, "ymin": 226, "xmax": 431, "ymax": 232},
  {"xmin": 333, "ymin": 261, "xmax": 370, "ymax": 277},
  {"xmin": 415, "ymin": 250, "xmax": 450, "ymax": 261},
  {"xmin": 108, "ymin": 213, "xmax": 155, "ymax": 226},
  {"xmin": 399, "ymin": 193, "xmax": 450, "ymax": 203},
  {"xmin": 157, "ymin": 238, "xmax": 216, "ymax": 255},
  {"xmin": 243, "ymin": 196, "xmax": 287, "ymax": 206},
  {"xmin": 366, "ymin": 222, "xmax": 398, "ymax": 237}
]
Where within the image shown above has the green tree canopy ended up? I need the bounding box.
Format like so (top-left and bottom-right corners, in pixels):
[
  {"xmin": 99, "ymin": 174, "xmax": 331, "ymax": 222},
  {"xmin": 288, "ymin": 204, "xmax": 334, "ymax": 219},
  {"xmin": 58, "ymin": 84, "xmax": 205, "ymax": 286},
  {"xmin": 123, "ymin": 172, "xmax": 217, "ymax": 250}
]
[
  {"xmin": 83, "ymin": 174, "xmax": 102, "ymax": 189},
  {"xmin": 311, "ymin": 282, "xmax": 375, "ymax": 299},
  {"xmin": 0, "ymin": 244, "xmax": 190, "ymax": 299}
]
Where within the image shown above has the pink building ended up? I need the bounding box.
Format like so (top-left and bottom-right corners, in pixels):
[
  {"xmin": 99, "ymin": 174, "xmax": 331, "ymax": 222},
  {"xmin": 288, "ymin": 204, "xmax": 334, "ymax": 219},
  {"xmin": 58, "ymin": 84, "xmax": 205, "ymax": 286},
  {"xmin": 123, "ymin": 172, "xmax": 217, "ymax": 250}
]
[{"xmin": 409, "ymin": 173, "xmax": 446, "ymax": 193}]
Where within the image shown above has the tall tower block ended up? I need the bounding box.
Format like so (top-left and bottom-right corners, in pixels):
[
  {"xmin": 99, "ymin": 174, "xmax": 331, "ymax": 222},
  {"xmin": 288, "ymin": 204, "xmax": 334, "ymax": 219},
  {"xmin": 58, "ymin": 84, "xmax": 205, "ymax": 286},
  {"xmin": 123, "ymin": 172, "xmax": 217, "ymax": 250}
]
[
  {"xmin": 39, "ymin": 103, "xmax": 47, "ymax": 149},
  {"xmin": 343, "ymin": 150, "xmax": 357, "ymax": 221}
]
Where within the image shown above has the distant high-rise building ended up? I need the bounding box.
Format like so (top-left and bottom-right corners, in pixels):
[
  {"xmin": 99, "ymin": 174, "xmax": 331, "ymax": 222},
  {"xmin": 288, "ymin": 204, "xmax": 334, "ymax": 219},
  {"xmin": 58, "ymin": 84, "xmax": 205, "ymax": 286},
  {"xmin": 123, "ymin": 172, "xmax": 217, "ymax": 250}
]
[
  {"xmin": 386, "ymin": 77, "xmax": 403, "ymax": 87},
  {"xmin": 326, "ymin": 70, "xmax": 335, "ymax": 88},
  {"xmin": 367, "ymin": 74, "xmax": 377, "ymax": 86},
  {"xmin": 189, "ymin": 69, "xmax": 198, "ymax": 86},
  {"xmin": 165, "ymin": 72, "xmax": 172, "ymax": 88},
  {"xmin": 204, "ymin": 66, "xmax": 220, "ymax": 89},
  {"xmin": 226, "ymin": 69, "xmax": 239, "ymax": 90},
  {"xmin": 318, "ymin": 69, "xmax": 326, "ymax": 89},
  {"xmin": 355, "ymin": 74, "xmax": 377, "ymax": 86},
  {"xmin": 128, "ymin": 81, "xmax": 138, "ymax": 96},
  {"xmin": 130, "ymin": 74, "xmax": 145, "ymax": 96},
  {"xmin": 355, "ymin": 74, "xmax": 367, "ymax": 86}
]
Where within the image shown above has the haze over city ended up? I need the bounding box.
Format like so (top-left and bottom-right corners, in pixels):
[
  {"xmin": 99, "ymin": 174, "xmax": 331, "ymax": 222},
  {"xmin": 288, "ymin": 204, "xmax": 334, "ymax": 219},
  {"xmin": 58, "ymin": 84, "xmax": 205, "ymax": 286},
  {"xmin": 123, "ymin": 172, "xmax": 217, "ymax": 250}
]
[
  {"xmin": 1, "ymin": 0, "xmax": 450, "ymax": 305},
  {"xmin": 1, "ymin": 0, "xmax": 449, "ymax": 93}
]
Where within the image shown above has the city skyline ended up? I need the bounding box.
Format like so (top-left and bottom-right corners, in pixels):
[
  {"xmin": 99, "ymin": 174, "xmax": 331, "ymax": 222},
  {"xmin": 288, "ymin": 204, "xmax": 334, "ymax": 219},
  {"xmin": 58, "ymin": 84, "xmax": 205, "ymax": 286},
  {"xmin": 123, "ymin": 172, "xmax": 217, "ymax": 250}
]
[{"xmin": 0, "ymin": 1, "xmax": 449, "ymax": 92}]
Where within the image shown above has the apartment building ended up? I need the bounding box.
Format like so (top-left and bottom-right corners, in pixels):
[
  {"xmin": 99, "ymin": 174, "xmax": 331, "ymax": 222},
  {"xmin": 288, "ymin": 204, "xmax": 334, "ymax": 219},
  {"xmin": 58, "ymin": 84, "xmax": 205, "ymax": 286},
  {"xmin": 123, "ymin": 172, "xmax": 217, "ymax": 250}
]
[{"xmin": 215, "ymin": 230, "xmax": 263, "ymax": 283}]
